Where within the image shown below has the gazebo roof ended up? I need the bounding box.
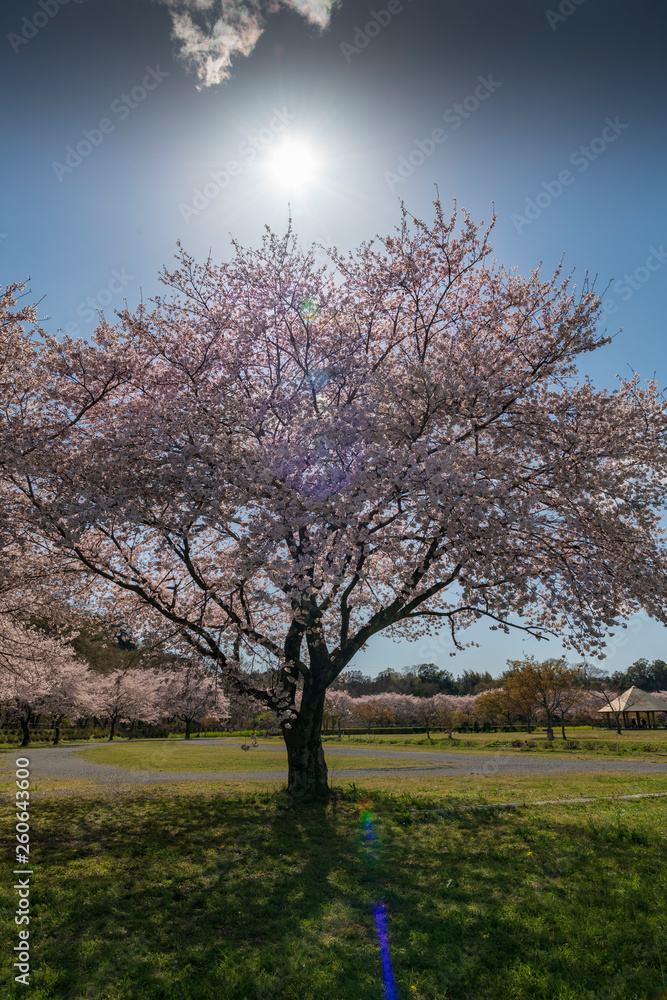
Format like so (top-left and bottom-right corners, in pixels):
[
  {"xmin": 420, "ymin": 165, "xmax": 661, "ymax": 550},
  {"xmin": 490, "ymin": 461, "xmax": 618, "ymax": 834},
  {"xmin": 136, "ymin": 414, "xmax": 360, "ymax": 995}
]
[{"xmin": 598, "ymin": 685, "xmax": 667, "ymax": 713}]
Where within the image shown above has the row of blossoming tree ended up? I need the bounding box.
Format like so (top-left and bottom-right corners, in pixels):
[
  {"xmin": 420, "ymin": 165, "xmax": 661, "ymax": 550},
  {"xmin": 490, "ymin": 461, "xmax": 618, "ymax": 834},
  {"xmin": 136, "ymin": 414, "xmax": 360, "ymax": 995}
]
[
  {"xmin": 3, "ymin": 202, "xmax": 667, "ymax": 802},
  {"xmin": 326, "ymin": 658, "xmax": 667, "ymax": 740},
  {"xmin": 0, "ymin": 653, "xmax": 230, "ymax": 747}
]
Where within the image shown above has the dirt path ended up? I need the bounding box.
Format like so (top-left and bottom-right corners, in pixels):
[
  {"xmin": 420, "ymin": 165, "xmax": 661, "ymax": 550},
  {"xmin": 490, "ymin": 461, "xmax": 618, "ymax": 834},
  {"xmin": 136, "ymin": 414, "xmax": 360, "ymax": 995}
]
[{"xmin": 4, "ymin": 741, "xmax": 667, "ymax": 787}]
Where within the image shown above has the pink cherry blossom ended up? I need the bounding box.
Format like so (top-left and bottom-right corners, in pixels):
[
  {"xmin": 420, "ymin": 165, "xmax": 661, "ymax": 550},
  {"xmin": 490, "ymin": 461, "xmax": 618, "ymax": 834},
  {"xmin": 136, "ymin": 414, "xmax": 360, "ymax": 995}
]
[
  {"xmin": 157, "ymin": 658, "xmax": 229, "ymax": 738},
  {"xmin": 3, "ymin": 203, "xmax": 667, "ymax": 801}
]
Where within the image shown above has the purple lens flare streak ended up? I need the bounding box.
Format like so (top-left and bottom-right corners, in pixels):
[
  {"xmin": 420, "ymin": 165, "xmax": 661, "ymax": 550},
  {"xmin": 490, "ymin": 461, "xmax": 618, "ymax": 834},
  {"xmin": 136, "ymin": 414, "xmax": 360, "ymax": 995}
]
[
  {"xmin": 372, "ymin": 901, "xmax": 400, "ymax": 1000},
  {"xmin": 362, "ymin": 809, "xmax": 400, "ymax": 1000}
]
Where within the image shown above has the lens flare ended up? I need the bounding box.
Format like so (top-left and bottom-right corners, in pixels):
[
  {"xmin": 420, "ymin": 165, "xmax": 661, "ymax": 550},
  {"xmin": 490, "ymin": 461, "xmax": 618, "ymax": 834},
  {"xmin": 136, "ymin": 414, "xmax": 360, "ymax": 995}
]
[
  {"xmin": 372, "ymin": 902, "xmax": 399, "ymax": 1000},
  {"xmin": 361, "ymin": 809, "xmax": 399, "ymax": 1000}
]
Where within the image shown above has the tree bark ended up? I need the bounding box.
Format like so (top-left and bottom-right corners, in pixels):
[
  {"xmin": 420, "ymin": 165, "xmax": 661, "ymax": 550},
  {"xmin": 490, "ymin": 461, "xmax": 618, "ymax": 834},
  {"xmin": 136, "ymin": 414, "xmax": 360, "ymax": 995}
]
[
  {"xmin": 53, "ymin": 716, "xmax": 63, "ymax": 746},
  {"xmin": 19, "ymin": 715, "xmax": 30, "ymax": 748},
  {"xmin": 185, "ymin": 718, "xmax": 191, "ymax": 740},
  {"xmin": 282, "ymin": 681, "xmax": 329, "ymax": 805},
  {"xmin": 109, "ymin": 717, "xmax": 116, "ymax": 741}
]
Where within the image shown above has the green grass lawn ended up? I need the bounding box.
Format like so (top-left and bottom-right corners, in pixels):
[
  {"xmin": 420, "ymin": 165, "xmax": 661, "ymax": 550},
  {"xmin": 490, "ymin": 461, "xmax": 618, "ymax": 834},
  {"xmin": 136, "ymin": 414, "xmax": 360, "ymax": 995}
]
[
  {"xmin": 1, "ymin": 771, "xmax": 666, "ymax": 1000},
  {"xmin": 71, "ymin": 742, "xmax": 437, "ymax": 772},
  {"xmin": 1, "ymin": 724, "xmax": 665, "ymax": 757},
  {"xmin": 321, "ymin": 727, "xmax": 667, "ymax": 757}
]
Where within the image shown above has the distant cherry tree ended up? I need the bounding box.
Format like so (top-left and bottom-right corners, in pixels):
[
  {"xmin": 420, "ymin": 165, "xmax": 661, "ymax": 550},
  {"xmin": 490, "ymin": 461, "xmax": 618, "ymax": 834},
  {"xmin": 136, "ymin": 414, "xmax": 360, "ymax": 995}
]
[
  {"xmin": 351, "ymin": 694, "xmax": 395, "ymax": 733},
  {"xmin": 323, "ymin": 689, "xmax": 354, "ymax": 732},
  {"xmin": 4, "ymin": 202, "xmax": 667, "ymax": 802},
  {"xmin": 88, "ymin": 669, "xmax": 162, "ymax": 741},
  {"xmin": 0, "ymin": 655, "xmax": 90, "ymax": 747},
  {"xmin": 157, "ymin": 658, "xmax": 229, "ymax": 738}
]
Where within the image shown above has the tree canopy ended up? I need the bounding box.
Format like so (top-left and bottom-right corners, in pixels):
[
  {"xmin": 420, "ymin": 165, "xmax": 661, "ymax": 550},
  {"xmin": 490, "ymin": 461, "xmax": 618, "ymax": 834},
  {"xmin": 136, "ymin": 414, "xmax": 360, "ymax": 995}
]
[{"xmin": 3, "ymin": 203, "xmax": 667, "ymax": 801}]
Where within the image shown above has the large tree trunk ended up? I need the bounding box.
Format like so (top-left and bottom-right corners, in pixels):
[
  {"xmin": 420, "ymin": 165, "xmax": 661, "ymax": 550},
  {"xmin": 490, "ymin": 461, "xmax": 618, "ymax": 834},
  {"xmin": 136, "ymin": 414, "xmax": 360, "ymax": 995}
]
[
  {"xmin": 282, "ymin": 682, "xmax": 329, "ymax": 805},
  {"xmin": 185, "ymin": 718, "xmax": 191, "ymax": 740}
]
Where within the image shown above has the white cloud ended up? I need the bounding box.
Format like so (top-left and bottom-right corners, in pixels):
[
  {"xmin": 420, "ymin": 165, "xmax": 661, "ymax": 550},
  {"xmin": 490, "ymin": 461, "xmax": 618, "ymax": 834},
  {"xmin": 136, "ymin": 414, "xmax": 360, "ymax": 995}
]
[{"xmin": 158, "ymin": 0, "xmax": 338, "ymax": 87}]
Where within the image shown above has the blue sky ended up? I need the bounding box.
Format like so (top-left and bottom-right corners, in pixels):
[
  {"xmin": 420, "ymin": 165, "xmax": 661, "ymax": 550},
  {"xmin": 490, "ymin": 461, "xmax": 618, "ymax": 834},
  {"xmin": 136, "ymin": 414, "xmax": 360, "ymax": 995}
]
[{"xmin": 1, "ymin": 0, "xmax": 666, "ymax": 676}]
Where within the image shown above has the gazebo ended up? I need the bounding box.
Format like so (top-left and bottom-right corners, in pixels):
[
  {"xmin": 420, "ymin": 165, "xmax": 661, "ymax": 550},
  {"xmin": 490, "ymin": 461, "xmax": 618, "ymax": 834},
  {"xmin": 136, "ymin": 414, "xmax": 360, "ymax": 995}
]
[{"xmin": 598, "ymin": 685, "xmax": 667, "ymax": 730}]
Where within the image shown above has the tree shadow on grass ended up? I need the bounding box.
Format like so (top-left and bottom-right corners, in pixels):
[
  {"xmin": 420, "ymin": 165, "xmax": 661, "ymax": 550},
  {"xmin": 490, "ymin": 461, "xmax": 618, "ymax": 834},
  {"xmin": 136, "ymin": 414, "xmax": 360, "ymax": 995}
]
[
  {"xmin": 378, "ymin": 802, "xmax": 667, "ymax": 999},
  {"xmin": 2, "ymin": 791, "xmax": 666, "ymax": 999}
]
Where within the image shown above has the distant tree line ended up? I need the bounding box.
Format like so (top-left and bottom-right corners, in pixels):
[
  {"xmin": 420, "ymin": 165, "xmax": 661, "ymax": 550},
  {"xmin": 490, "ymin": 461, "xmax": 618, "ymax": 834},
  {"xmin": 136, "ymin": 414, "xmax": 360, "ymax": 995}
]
[
  {"xmin": 330, "ymin": 664, "xmax": 500, "ymax": 698},
  {"xmin": 609, "ymin": 658, "xmax": 667, "ymax": 692},
  {"xmin": 330, "ymin": 658, "xmax": 667, "ymax": 699},
  {"xmin": 327, "ymin": 657, "xmax": 667, "ymax": 740}
]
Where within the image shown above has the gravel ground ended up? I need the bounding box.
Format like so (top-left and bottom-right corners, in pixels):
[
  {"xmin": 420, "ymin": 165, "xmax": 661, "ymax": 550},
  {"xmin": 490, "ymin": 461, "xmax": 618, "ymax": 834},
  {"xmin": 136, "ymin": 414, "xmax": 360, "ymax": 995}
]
[{"xmin": 3, "ymin": 740, "xmax": 667, "ymax": 786}]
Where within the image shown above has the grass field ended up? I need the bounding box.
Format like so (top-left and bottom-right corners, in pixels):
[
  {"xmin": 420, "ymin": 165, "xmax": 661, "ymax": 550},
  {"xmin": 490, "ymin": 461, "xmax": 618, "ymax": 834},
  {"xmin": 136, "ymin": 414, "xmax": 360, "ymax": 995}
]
[
  {"xmin": 71, "ymin": 742, "xmax": 436, "ymax": 773},
  {"xmin": 321, "ymin": 728, "xmax": 667, "ymax": 756},
  {"xmin": 1, "ymin": 724, "xmax": 666, "ymax": 757},
  {"xmin": 1, "ymin": 761, "xmax": 666, "ymax": 1000}
]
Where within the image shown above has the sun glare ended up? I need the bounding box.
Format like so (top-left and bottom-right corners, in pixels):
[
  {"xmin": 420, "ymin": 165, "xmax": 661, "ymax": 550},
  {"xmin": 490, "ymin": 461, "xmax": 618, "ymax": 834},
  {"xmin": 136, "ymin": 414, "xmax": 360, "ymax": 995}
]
[{"xmin": 265, "ymin": 139, "xmax": 320, "ymax": 193}]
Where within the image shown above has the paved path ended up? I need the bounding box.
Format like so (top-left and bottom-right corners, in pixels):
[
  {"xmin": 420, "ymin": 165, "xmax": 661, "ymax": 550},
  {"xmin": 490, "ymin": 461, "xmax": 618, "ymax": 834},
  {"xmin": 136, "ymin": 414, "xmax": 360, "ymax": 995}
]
[{"xmin": 3, "ymin": 740, "xmax": 667, "ymax": 787}]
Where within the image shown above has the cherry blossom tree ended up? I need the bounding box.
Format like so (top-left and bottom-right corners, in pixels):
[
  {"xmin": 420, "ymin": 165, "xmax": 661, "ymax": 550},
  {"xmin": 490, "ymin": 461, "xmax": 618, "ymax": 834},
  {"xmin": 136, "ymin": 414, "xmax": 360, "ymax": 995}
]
[
  {"xmin": 88, "ymin": 668, "xmax": 162, "ymax": 741},
  {"xmin": 410, "ymin": 693, "xmax": 441, "ymax": 740},
  {"xmin": 656, "ymin": 692, "xmax": 667, "ymax": 726},
  {"xmin": 157, "ymin": 658, "xmax": 229, "ymax": 738},
  {"xmin": 4, "ymin": 202, "xmax": 667, "ymax": 802},
  {"xmin": 0, "ymin": 284, "xmax": 88, "ymax": 679},
  {"xmin": 0, "ymin": 653, "xmax": 90, "ymax": 746},
  {"xmin": 323, "ymin": 689, "xmax": 354, "ymax": 733},
  {"xmin": 351, "ymin": 694, "xmax": 394, "ymax": 734},
  {"xmin": 573, "ymin": 688, "xmax": 610, "ymax": 728},
  {"xmin": 433, "ymin": 693, "xmax": 465, "ymax": 739},
  {"xmin": 381, "ymin": 692, "xmax": 420, "ymax": 726},
  {"xmin": 42, "ymin": 660, "xmax": 98, "ymax": 745}
]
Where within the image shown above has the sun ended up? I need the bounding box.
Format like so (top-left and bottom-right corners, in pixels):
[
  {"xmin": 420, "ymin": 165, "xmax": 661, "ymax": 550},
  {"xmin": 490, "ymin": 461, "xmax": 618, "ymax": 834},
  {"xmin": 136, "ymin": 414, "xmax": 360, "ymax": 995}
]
[{"xmin": 265, "ymin": 139, "xmax": 321, "ymax": 193}]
